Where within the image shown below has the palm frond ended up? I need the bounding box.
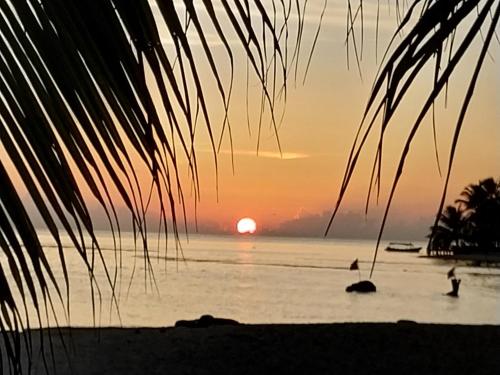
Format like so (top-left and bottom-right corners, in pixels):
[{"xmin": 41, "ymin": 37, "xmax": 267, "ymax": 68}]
[
  {"xmin": 327, "ymin": 0, "xmax": 499, "ymax": 277},
  {"xmin": 0, "ymin": 1, "xmax": 304, "ymax": 372}
]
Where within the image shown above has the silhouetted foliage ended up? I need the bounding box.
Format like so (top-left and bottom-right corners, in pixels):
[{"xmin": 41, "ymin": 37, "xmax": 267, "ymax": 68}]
[
  {"xmin": 429, "ymin": 178, "xmax": 500, "ymax": 254},
  {"xmin": 0, "ymin": 1, "xmax": 300, "ymax": 373},
  {"xmin": 328, "ymin": 0, "xmax": 499, "ymax": 277}
]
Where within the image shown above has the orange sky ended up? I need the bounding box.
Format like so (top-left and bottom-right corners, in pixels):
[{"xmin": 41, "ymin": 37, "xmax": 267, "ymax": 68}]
[
  {"xmin": 4, "ymin": 1, "xmax": 499, "ymax": 239},
  {"xmin": 158, "ymin": 1, "xmax": 499, "ymax": 237}
]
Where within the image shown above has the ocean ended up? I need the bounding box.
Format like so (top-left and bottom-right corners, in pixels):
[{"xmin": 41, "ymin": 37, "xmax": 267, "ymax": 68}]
[{"xmin": 11, "ymin": 231, "xmax": 500, "ymax": 327}]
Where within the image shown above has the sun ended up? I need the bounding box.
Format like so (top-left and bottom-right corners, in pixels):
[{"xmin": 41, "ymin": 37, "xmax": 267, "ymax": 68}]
[{"xmin": 237, "ymin": 218, "xmax": 257, "ymax": 234}]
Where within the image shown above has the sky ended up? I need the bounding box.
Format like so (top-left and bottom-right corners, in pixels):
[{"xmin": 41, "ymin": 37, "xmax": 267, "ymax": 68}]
[
  {"xmin": 148, "ymin": 0, "xmax": 498, "ymax": 240},
  {"xmin": 5, "ymin": 0, "xmax": 499, "ymax": 241}
]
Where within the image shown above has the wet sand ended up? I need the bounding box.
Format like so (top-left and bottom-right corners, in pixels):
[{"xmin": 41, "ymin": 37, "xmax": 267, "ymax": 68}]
[{"xmin": 7, "ymin": 323, "xmax": 500, "ymax": 374}]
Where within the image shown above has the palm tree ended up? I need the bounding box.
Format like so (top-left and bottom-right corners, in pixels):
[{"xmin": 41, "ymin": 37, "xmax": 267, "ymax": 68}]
[
  {"xmin": 428, "ymin": 178, "xmax": 500, "ymax": 254},
  {"xmin": 456, "ymin": 178, "xmax": 500, "ymax": 250},
  {"xmin": 0, "ymin": 1, "xmax": 498, "ymax": 372},
  {"xmin": 457, "ymin": 178, "xmax": 500, "ymax": 212},
  {"xmin": 429, "ymin": 205, "xmax": 465, "ymax": 253}
]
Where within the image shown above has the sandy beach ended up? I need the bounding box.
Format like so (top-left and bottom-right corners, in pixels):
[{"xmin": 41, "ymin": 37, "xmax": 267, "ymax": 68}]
[{"xmin": 7, "ymin": 322, "xmax": 499, "ymax": 375}]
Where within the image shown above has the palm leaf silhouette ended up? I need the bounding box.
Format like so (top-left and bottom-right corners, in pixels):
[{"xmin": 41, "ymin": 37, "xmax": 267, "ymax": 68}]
[
  {"xmin": 326, "ymin": 0, "xmax": 499, "ymax": 277},
  {"xmin": 0, "ymin": 1, "xmax": 304, "ymax": 372}
]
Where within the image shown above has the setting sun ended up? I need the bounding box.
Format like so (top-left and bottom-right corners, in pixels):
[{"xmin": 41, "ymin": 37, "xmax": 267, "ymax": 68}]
[{"xmin": 237, "ymin": 218, "xmax": 257, "ymax": 234}]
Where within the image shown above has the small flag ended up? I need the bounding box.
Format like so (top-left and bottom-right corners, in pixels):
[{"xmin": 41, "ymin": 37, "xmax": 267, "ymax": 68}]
[
  {"xmin": 350, "ymin": 259, "xmax": 359, "ymax": 271},
  {"xmin": 447, "ymin": 267, "xmax": 455, "ymax": 279}
]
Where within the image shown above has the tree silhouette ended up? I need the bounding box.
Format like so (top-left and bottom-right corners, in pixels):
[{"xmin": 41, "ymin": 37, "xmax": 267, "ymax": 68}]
[
  {"xmin": 429, "ymin": 178, "xmax": 500, "ymax": 254},
  {"xmin": 429, "ymin": 205, "xmax": 465, "ymax": 253},
  {"xmin": 456, "ymin": 178, "xmax": 500, "ymax": 250}
]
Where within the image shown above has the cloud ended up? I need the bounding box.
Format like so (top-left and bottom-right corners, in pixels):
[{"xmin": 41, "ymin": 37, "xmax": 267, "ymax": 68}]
[
  {"xmin": 225, "ymin": 149, "xmax": 309, "ymax": 160},
  {"xmin": 199, "ymin": 148, "xmax": 310, "ymax": 160},
  {"xmin": 262, "ymin": 210, "xmax": 432, "ymax": 241}
]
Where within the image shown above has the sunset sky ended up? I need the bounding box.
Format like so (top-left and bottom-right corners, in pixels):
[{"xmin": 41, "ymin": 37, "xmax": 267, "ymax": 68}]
[
  {"xmin": 162, "ymin": 1, "xmax": 499, "ymax": 239},
  {"xmin": 5, "ymin": 1, "xmax": 499, "ymax": 240}
]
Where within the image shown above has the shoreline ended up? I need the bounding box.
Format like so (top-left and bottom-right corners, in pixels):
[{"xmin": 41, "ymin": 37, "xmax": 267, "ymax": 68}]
[
  {"xmin": 6, "ymin": 322, "xmax": 500, "ymax": 374},
  {"xmin": 421, "ymin": 253, "xmax": 500, "ymax": 266}
]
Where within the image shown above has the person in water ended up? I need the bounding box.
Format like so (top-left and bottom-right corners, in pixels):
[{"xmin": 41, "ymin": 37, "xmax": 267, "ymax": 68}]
[{"xmin": 446, "ymin": 267, "xmax": 461, "ymax": 297}]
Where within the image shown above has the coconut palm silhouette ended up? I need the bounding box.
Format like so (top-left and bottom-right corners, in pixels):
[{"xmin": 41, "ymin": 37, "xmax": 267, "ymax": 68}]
[
  {"xmin": 429, "ymin": 178, "xmax": 500, "ymax": 254},
  {"xmin": 456, "ymin": 178, "xmax": 500, "ymax": 250},
  {"xmin": 429, "ymin": 205, "xmax": 465, "ymax": 254}
]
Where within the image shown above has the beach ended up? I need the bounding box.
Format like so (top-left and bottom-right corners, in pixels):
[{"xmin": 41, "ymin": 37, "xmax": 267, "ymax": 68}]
[
  {"xmin": 11, "ymin": 323, "xmax": 500, "ymax": 374},
  {"xmin": 3, "ymin": 234, "xmax": 499, "ymax": 374}
]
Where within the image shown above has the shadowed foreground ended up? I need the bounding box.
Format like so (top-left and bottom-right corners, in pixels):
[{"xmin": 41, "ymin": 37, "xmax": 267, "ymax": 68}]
[{"xmin": 7, "ymin": 323, "xmax": 500, "ymax": 374}]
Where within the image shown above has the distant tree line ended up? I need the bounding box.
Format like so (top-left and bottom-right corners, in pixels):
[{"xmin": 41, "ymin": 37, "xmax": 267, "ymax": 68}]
[{"xmin": 429, "ymin": 177, "xmax": 500, "ymax": 254}]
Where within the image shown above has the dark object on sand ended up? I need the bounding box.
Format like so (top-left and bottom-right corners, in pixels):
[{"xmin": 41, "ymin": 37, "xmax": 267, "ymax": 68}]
[
  {"xmin": 175, "ymin": 314, "xmax": 240, "ymax": 328},
  {"xmin": 446, "ymin": 278, "xmax": 461, "ymax": 297},
  {"xmin": 345, "ymin": 280, "xmax": 376, "ymax": 293}
]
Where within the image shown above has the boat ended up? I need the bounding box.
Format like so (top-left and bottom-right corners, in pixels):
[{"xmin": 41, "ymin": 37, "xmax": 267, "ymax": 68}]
[{"xmin": 385, "ymin": 242, "xmax": 422, "ymax": 253}]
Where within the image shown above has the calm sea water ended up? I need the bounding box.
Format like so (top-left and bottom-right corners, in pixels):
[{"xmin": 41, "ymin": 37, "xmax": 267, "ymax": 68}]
[{"xmin": 9, "ymin": 231, "xmax": 500, "ymax": 327}]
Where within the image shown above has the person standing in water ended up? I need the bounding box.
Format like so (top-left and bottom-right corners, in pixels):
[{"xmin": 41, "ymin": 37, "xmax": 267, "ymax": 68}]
[{"xmin": 446, "ymin": 267, "xmax": 461, "ymax": 297}]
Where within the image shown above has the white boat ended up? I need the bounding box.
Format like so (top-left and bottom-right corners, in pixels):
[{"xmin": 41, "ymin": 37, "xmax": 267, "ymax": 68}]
[{"xmin": 385, "ymin": 242, "xmax": 422, "ymax": 253}]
